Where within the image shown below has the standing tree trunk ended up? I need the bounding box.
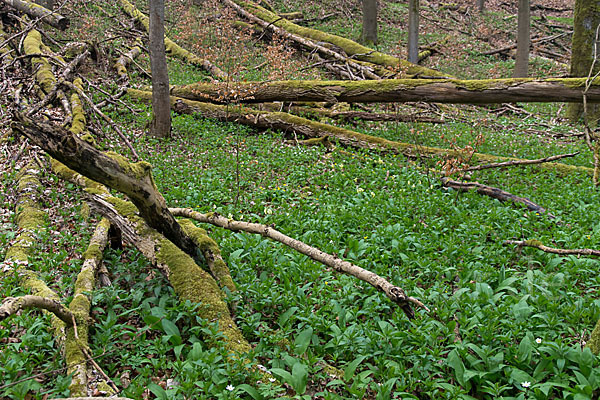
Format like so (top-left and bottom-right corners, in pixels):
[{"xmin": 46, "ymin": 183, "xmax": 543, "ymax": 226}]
[
  {"xmin": 148, "ymin": 0, "xmax": 171, "ymax": 137},
  {"xmin": 513, "ymin": 0, "xmax": 530, "ymax": 78},
  {"xmin": 360, "ymin": 0, "xmax": 378, "ymax": 46},
  {"xmin": 477, "ymin": 0, "xmax": 485, "ymax": 13},
  {"xmin": 567, "ymin": 0, "xmax": 600, "ymax": 123},
  {"xmin": 407, "ymin": 0, "xmax": 419, "ymax": 64}
]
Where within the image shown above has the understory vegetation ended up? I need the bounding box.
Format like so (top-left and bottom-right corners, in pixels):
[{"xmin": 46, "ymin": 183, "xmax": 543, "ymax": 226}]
[{"xmin": 1, "ymin": 0, "xmax": 599, "ymax": 399}]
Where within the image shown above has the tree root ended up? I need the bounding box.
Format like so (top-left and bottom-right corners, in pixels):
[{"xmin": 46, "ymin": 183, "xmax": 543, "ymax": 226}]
[{"xmin": 169, "ymin": 208, "xmax": 428, "ymax": 319}]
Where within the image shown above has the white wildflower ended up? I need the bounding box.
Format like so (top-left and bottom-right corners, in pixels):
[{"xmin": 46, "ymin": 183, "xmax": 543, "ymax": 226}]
[{"xmin": 521, "ymin": 381, "xmax": 531, "ymax": 388}]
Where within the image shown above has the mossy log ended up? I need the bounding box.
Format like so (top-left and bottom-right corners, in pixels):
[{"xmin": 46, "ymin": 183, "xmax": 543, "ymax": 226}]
[
  {"xmin": 66, "ymin": 218, "xmax": 111, "ymax": 397},
  {"xmin": 128, "ymin": 89, "xmax": 593, "ymax": 176},
  {"xmin": 87, "ymin": 192, "xmax": 251, "ymax": 354},
  {"xmin": 170, "ymin": 77, "xmax": 600, "ymax": 104},
  {"xmin": 3, "ymin": 162, "xmax": 66, "ymax": 339},
  {"xmin": 223, "ymin": 0, "xmax": 447, "ymax": 78},
  {"xmin": 11, "ymin": 113, "xmax": 199, "ymax": 259},
  {"xmin": 588, "ymin": 319, "xmax": 600, "ymax": 355},
  {"xmin": 114, "ymin": 39, "xmax": 143, "ymax": 82},
  {"xmin": 23, "ymin": 29, "xmax": 55, "ymax": 94},
  {"xmin": 261, "ymin": 103, "xmax": 444, "ymax": 123},
  {"xmin": 117, "ymin": 0, "xmax": 227, "ymax": 80},
  {"xmin": 1, "ymin": 0, "xmax": 69, "ymax": 30}
]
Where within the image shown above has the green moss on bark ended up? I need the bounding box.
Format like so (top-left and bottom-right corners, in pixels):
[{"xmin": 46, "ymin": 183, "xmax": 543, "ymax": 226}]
[
  {"xmin": 588, "ymin": 318, "xmax": 600, "ymax": 354},
  {"xmin": 23, "ymin": 30, "xmax": 55, "ymax": 93}
]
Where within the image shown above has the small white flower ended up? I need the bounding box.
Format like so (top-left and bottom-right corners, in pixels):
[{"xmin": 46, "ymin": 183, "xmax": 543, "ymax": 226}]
[
  {"xmin": 535, "ymin": 338, "xmax": 542, "ymax": 344},
  {"xmin": 257, "ymin": 364, "xmax": 267, "ymax": 372},
  {"xmin": 226, "ymin": 384, "xmax": 234, "ymax": 391},
  {"xmin": 522, "ymin": 381, "xmax": 531, "ymax": 388},
  {"xmin": 269, "ymin": 377, "xmax": 276, "ymax": 383}
]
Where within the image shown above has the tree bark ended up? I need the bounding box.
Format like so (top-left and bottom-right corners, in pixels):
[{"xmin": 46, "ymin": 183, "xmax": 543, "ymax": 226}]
[
  {"xmin": 11, "ymin": 114, "xmax": 199, "ymax": 259},
  {"xmin": 169, "ymin": 77, "xmax": 600, "ymax": 104},
  {"xmin": 360, "ymin": 0, "xmax": 378, "ymax": 46},
  {"xmin": 169, "ymin": 208, "xmax": 426, "ymax": 318},
  {"xmin": 223, "ymin": 0, "xmax": 448, "ymax": 78},
  {"xmin": 148, "ymin": 0, "xmax": 171, "ymax": 138},
  {"xmin": 1, "ymin": 0, "xmax": 68, "ymax": 30},
  {"xmin": 0, "ymin": 295, "xmax": 73, "ymax": 325},
  {"xmin": 407, "ymin": 0, "xmax": 419, "ymax": 64},
  {"xmin": 567, "ymin": 0, "xmax": 600, "ymax": 122},
  {"xmin": 128, "ymin": 89, "xmax": 594, "ymax": 177},
  {"xmin": 513, "ymin": 0, "xmax": 530, "ymax": 78},
  {"xmin": 477, "ymin": 0, "xmax": 485, "ymax": 13}
]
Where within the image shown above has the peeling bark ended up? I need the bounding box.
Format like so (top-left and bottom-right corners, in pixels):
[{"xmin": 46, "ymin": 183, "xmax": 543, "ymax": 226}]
[{"xmin": 169, "ymin": 77, "xmax": 600, "ymax": 104}]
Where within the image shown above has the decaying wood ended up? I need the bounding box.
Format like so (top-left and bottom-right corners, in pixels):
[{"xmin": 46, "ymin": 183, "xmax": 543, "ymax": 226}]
[
  {"xmin": 441, "ymin": 177, "xmax": 554, "ymax": 218},
  {"xmin": 170, "ymin": 77, "xmax": 600, "ymax": 104},
  {"xmin": 1, "ymin": 0, "xmax": 69, "ymax": 30},
  {"xmin": 504, "ymin": 239, "xmax": 600, "ymax": 257},
  {"xmin": 11, "ymin": 114, "xmax": 199, "ymax": 259},
  {"xmin": 128, "ymin": 89, "xmax": 593, "ymax": 177},
  {"xmin": 223, "ymin": 0, "xmax": 382, "ymax": 80},
  {"xmin": 224, "ymin": 0, "xmax": 448, "ymax": 78},
  {"xmin": 169, "ymin": 208, "xmax": 428, "ymax": 319},
  {"xmin": 66, "ymin": 218, "xmax": 111, "ymax": 396},
  {"xmin": 0, "ymin": 295, "xmax": 73, "ymax": 324},
  {"xmin": 87, "ymin": 193, "xmax": 252, "ymax": 353},
  {"xmin": 456, "ymin": 152, "xmax": 580, "ymax": 174}
]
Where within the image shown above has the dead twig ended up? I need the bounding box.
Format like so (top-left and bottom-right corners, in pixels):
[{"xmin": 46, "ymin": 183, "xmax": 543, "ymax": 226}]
[{"xmin": 504, "ymin": 239, "xmax": 600, "ymax": 257}]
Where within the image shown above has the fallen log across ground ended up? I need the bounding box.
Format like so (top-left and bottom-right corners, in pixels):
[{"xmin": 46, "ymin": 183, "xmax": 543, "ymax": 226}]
[
  {"xmin": 128, "ymin": 89, "xmax": 593, "ymax": 176},
  {"xmin": 1, "ymin": 0, "xmax": 69, "ymax": 30},
  {"xmin": 440, "ymin": 177, "xmax": 555, "ymax": 218},
  {"xmin": 223, "ymin": 0, "xmax": 447, "ymax": 78},
  {"xmin": 11, "ymin": 113, "xmax": 199, "ymax": 259},
  {"xmin": 504, "ymin": 239, "xmax": 600, "ymax": 256},
  {"xmin": 170, "ymin": 77, "xmax": 600, "ymax": 104},
  {"xmin": 169, "ymin": 208, "xmax": 427, "ymax": 319}
]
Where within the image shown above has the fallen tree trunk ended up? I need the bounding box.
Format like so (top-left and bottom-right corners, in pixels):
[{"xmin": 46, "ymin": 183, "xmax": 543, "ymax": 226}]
[
  {"xmin": 504, "ymin": 239, "xmax": 600, "ymax": 256},
  {"xmin": 440, "ymin": 177, "xmax": 555, "ymax": 218},
  {"xmin": 170, "ymin": 77, "xmax": 600, "ymax": 104},
  {"xmin": 2, "ymin": 0, "xmax": 69, "ymax": 30},
  {"xmin": 223, "ymin": 0, "xmax": 448, "ymax": 78},
  {"xmin": 169, "ymin": 208, "xmax": 426, "ymax": 318},
  {"xmin": 128, "ymin": 89, "xmax": 593, "ymax": 176},
  {"xmin": 11, "ymin": 113, "xmax": 199, "ymax": 259}
]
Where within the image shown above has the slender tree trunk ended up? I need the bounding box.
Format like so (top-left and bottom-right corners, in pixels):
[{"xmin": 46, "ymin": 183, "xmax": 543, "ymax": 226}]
[
  {"xmin": 567, "ymin": 0, "xmax": 600, "ymax": 123},
  {"xmin": 513, "ymin": 0, "xmax": 530, "ymax": 78},
  {"xmin": 148, "ymin": 0, "xmax": 171, "ymax": 137},
  {"xmin": 360, "ymin": 0, "xmax": 378, "ymax": 46},
  {"xmin": 407, "ymin": 0, "xmax": 419, "ymax": 64},
  {"xmin": 477, "ymin": 0, "xmax": 485, "ymax": 13}
]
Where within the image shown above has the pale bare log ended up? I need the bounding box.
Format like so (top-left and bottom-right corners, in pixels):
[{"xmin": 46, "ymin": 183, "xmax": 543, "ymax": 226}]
[
  {"xmin": 0, "ymin": 295, "xmax": 73, "ymax": 324},
  {"xmin": 169, "ymin": 208, "xmax": 428, "ymax": 319},
  {"xmin": 456, "ymin": 152, "xmax": 580, "ymax": 174},
  {"xmin": 504, "ymin": 239, "xmax": 600, "ymax": 256}
]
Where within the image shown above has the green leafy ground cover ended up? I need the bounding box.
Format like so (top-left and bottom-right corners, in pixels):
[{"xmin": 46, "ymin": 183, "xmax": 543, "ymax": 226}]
[{"xmin": 2, "ymin": 0, "xmax": 599, "ymax": 399}]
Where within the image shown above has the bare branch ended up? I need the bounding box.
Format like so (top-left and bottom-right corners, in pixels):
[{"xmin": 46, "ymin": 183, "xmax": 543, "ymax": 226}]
[
  {"xmin": 0, "ymin": 295, "xmax": 73, "ymax": 325},
  {"xmin": 504, "ymin": 239, "xmax": 600, "ymax": 257}
]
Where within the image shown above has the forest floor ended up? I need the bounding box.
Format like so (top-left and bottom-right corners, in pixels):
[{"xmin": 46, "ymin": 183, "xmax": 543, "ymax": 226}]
[{"xmin": 1, "ymin": 0, "xmax": 599, "ymax": 399}]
